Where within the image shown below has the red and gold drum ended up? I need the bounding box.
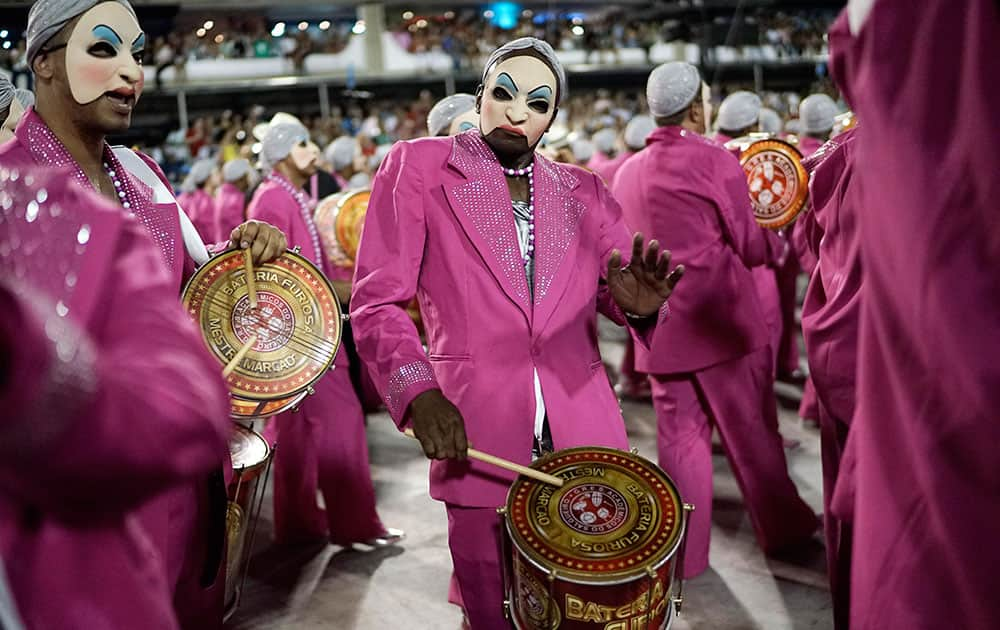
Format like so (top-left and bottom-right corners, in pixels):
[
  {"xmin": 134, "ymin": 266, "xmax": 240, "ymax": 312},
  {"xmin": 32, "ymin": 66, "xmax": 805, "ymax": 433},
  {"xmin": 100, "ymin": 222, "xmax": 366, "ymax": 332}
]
[
  {"xmin": 182, "ymin": 249, "xmax": 343, "ymax": 406},
  {"xmin": 738, "ymin": 138, "xmax": 809, "ymax": 230},
  {"xmin": 314, "ymin": 190, "xmax": 370, "ymax": 268},
  {"xmin": 502, "ymin": 447, "xmax": 692, "ymax": 630},
  {"xmin": 229, "ymin": 390, "xmax": 308, "ymax": 419},
  {"xmin": 225, "ymin": 423, "xmax": 273, "ymax": 618}
]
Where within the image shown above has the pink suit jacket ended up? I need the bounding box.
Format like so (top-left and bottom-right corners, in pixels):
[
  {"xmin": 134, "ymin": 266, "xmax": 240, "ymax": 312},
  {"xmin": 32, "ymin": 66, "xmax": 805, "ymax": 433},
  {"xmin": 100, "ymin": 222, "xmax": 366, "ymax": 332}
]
[
  {"xmin": 179, "ymin": 188, "xmax": 216, "ymax": 245},
  {"xmin": 0, "ymin": 170, "xmax": 230, "ymax": 630},
  {"xmin": 598, "ymin": 149, "xmax": 635, "ymax": 188},
  {"xmin": 614, "ymin": 126, "xmax": 777, "ymax": 374},
  {"xmin": 351, "ymin": 131, "xmax": 658, "ymax": 508},
  {"xmin": 214, "ymin": 182, "xmax": 246, "ymax": 245},
  {"xmin": 829, "ymin": 4, "xmax": 1000, "ymax": 629}
]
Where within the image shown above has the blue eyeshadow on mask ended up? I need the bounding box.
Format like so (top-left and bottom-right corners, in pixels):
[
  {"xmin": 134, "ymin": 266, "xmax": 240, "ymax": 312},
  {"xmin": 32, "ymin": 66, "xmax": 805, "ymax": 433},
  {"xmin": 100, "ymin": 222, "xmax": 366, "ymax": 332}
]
[{"xmin": 91, "ymin": 24, "xmax": 123, "ymax": 47}]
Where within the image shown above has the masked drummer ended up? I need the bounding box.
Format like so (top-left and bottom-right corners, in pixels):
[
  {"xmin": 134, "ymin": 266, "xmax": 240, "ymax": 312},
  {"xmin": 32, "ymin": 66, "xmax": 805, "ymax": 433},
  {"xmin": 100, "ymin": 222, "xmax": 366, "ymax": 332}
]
[
  {"xmin": 246, "ymin": 120, "xmax": 403, "ymax": 549},
  {"xmin": 350, "ymin": 37, "xmax": 683, "ymax": 628},
  {"xmin": 0, "ymin": 1, "xmax": 288, "ymax": 625},
  {"xmin": 0, "ymin": 166, "xmax": 231, "ymax": 629},
  {"xmin": 827, "ymin": 3, "xmax": 1000, "ymax": 628},
  {"xmin": 427, "ymin": 93, "xmax": 479, "ymax": 137},
  {"xmin": 612, "ymin": 61, "xmax": 818, "ymax": 579}
]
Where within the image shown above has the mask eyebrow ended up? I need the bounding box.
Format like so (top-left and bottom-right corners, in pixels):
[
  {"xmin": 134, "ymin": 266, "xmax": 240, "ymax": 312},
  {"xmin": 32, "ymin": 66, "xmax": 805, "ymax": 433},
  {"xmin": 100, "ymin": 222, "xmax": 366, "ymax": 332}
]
[
  {"xmin": 91, "ymin": 24, "xmax": 123, "ymax": 46},
  {"xmin": 495, "ymin": 72, "xmax": 518, "ymax": 93},
  {"xmin": 526, "ymin": 85, "xmax": 553, "ymax": 101},
  {"xmin": 131, "ymin": 32, "xmax": 146, "ymax": 51}
]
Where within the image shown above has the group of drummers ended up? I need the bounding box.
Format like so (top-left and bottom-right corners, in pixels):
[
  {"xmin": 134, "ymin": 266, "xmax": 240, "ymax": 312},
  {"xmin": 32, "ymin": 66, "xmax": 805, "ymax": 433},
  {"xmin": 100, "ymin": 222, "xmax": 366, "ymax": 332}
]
[{"xmin": 2, "ymin": 1, "xmax": 999, "ymax": 630}]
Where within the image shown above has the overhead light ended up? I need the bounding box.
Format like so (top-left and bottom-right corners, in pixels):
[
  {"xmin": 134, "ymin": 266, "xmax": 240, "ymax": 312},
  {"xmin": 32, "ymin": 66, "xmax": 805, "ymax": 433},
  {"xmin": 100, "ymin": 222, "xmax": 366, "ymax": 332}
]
[
  {"xmin": 251, "ymin": 142, "xmax": 262, "ymax": 154},
  {"xmin": 0, "ymin": 30, "xmax": 8, "ymax": 38},
  {"xmin": 196, "ymin": 27, "xmax": 207, "ymax": 38},
  {"xmin": 402, "ymin": 11, "xmax": 414, "ymax": 20},
  {"xmin": 271, "ymin": 22, "xmax": 286, "ymax": 37},
  {"xmin": 571, "ymin": 25, "xmax": 584, "ymax": 36},
  {"xmin": 352, "ymin": 20, "xmax": 367, "ymax": 35},
  {"xmin": 484, "ymin": 10, "xmax": 495, "ymax": 18},
  {"xmin": 416, "ymin": 18, "xmax": 428, "ymax": 28},
  {"xmin": 2, "ymin": 42, "xmax": 9, "ymax": 50},
  {"xmin": 444, "ymin": 11, "xmax": 455, "ymax": 19},
  {"xmin": 298, "ymin": 21, "xmax": 309, "ymax": 31},
  {"xmin": 204, "ymin": 20, "xmax": 214, "ymax": 30},
  {"xmin": 214, "ymin": 34, "xmax": 224, "ymax": 44},
  {"xmin": 522, "ymin": 10, "xmax": 533, "ymax": 18},
  {"xmin": 319, "ymin": 20, "xmax": 331, "ymax": 30}
]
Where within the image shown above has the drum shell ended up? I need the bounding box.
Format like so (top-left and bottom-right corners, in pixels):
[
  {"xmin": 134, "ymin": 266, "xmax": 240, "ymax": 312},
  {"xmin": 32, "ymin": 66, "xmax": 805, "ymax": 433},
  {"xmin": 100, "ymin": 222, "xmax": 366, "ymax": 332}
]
[
  {"xmin": 507, "ymin": 521, "xmax": 678, "ymax": 630},
  {"xmin": 225, "ymin": 425, "xmax": 272, "ymax": 610}
]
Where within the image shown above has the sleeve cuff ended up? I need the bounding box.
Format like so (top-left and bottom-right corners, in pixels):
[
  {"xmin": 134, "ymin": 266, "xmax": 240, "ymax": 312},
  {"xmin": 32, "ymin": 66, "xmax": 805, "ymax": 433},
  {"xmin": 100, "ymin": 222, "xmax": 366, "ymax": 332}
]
[{"xmin": 384, "ymin": 361, "xmax": 439, "ymax": 428}]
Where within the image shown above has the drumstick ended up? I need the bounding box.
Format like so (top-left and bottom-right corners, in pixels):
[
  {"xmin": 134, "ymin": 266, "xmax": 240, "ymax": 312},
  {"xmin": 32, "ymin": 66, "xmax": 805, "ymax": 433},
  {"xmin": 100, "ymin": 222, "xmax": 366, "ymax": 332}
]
[
  {"xmin": 223, "ymin": 335, "xmax": 258, "ymax": 378},
  {"xmin": 243, "ymin": 248, "xmax": 257, "ymax": 309},
  {"xmin": 403, "ymin": 429, "xmax": 564, "ymax": 487}
]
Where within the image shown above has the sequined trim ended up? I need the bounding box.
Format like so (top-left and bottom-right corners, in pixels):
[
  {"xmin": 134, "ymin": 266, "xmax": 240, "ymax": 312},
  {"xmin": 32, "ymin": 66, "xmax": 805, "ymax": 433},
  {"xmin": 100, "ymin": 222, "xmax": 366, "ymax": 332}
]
[
  {"xmin": 385, "ymin": 361, "xmax": 436, "ymax": 418},
  {"xmin": 532, "ymin": 159, "xmax": 585, "ymax": 302}
]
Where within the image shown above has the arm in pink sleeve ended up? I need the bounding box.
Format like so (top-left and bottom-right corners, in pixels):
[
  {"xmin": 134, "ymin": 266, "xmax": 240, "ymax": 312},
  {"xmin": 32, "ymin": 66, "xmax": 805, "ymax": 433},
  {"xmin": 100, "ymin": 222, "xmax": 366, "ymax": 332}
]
[
  {"xmin": 349, "ymin": 142, "xmax": 439, "ymax": 428},
  {"xmin": 714, "ymin": 154, "xmax": 781, "ymax": 268},
  {"xmin": 0, "ymin": 219, "xmax": 230, "ymax": 518}
]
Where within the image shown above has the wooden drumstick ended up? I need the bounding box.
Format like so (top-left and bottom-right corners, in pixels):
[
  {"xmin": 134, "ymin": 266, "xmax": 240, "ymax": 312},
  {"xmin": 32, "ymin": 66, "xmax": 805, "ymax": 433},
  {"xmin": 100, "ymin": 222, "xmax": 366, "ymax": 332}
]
[
  {"xmin": 243, "ymin": 248, "xmax": 257, "ymax": 309},
  {"xmin": 403, "ymin": 429, "xmax": 564, "ymax": 487},
  {"xmin": 223, "ymin": 335, "xmax": 258, "ymax": 378}
]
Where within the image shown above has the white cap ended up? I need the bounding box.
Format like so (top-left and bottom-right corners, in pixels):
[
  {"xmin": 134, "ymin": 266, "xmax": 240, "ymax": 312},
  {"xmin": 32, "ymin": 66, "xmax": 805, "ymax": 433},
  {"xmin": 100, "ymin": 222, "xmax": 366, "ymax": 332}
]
[
  {"xmin": 253, "ymin": 112, "xmax": 304, "ymax": 141},
  {"xmin": 716, "ymin": 91, "xmax": 762, "ymax": 132},
  {"xmin": 222, "ymin": 158, "xmax": 251, "ymax": 182},
  {"xmin": 261, "ymin": 121, "xmax": 309, "ymax": 169},
  {"xmin": 571, "ymin": 139, "xmax": 595, "ymax": 163},
  {"xmin": 592, "ymin": 128, "xmax": 617, "ymax": 154},
  {"xmin": 347, "ymin": 172, "xmax": 371, "ymax": 190},
  {"xmin": 427, "ymin": 93, "xmax": 477, "ymax": 136},
  {"xmin": 784, "ymin": 118, "xmax": 803, "ymax": 135},
  {"xmin": 189, "ymin": 159, "xmax": 216, "ymax": 186},
  {"xmin": 646, "ymin": 62, "xmax": 701, "ymax": 118},
  {"xmin": 799, "ymin": 94, "xmax": 839, "ymax": 133},
  {"xmin": 325, "ymin": 136, "xmax": 357, "ymax": 171},
  {"xmin": 624, "ymin": 115, "xmax": 656, "ymax": 150},
  {"xmin": 758, "ymin": 107, "xmax": 783, "ymax": 135}
]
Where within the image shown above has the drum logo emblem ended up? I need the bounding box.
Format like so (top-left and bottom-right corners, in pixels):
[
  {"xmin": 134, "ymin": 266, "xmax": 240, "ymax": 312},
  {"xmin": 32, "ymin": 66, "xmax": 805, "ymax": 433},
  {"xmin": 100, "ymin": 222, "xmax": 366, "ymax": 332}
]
[
  {"xmin": 232, "ymin": 292, "xmax": 295, "ymax": 352},
  {"xmin": 558, "ymin": 484, "xmax": 629, "ymax": 535},
  {"xmin": 745, "ymin": 153, "xmax": 798, "ymax": 220}
]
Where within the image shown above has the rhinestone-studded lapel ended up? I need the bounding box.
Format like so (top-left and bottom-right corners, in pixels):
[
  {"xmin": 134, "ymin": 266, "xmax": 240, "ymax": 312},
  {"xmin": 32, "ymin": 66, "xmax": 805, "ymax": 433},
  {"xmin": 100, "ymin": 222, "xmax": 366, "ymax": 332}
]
[
  {"xmin": 444, "ymin": 131, "xmax": 532, "ymax": 322},
  {"xmin": 444, "ymin": 131, "xmax": 586, "ymax": 325}
]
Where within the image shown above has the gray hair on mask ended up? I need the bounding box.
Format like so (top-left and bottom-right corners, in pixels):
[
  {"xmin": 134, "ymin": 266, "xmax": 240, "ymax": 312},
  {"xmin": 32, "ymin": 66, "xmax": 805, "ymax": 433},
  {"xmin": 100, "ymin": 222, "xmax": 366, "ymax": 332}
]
[
  {"xmin": 26, "ymin": 0, "xmax": 137, "ymax": 64},
  {"xmin": 481, "ymin": 37, "xmax": 567, "ymax": 108}
]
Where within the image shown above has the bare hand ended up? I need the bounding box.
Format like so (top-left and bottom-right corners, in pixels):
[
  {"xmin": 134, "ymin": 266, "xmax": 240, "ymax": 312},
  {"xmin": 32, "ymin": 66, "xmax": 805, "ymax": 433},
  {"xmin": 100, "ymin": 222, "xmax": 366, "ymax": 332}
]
[
  {"xmin": 229, "ymin": 220, "xmax": 287, "ymax": 265},
  {"xmin": 408, "ymin": 389, "xmax": 469, "ymax": 461},
  {"xmin": 607, "ymin": 232, "xmax": 684, "ymax": 317}
]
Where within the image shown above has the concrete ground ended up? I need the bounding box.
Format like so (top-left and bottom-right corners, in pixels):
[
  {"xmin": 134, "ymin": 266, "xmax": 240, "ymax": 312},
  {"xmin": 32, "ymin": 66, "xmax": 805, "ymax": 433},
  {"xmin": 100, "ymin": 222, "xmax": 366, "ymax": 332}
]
[{"xmin": 227, "ymin": 337, "xmax": 832, "ymax": 630}]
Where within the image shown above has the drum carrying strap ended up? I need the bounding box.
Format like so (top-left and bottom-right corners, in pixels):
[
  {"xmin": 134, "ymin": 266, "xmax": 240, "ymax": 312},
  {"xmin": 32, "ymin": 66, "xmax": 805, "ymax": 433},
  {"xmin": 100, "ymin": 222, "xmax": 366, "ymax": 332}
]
[
  {"xmin": 111, "ymin": 147, "xmax": 211, "ymax": 266},
  {"xmin": 0, "ymin": 558, "xmax": 25, "ymax": 630}
]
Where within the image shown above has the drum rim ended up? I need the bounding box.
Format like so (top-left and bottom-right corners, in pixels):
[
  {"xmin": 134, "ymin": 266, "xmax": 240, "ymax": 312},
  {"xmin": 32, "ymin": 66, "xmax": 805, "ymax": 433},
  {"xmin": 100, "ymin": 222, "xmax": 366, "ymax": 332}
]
[
  {"xmin": 739, "ymin": 137, "xmax": 809, "ymax": 230},
  {"xmin": 229, "ymin": 423, "xmax": 271, "ymax": 473},
  {"xmin": 229, "ymin": 389, "xmax": 309, "ymax": 419},
  {"xmin": 507, "ymin": 586, "xmax": 678, "ymax": 628},
  {"xmin": 504, "ymin": 446, "xmax": 687, "ymax": 585},
  {"xmin": 334, "ymin": 189, "xmax": 369, "ymax": 261},
  {"xmin": 181, "ymin": 248, "xmax": 343, "ymax": 400}
]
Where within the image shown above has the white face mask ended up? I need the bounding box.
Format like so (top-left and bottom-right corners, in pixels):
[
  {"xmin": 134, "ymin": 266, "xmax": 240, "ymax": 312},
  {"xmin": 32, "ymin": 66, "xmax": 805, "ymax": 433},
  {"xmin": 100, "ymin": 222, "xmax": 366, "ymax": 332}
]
[
  {"xmin": 448, "ymin": 109, "xmax": 479, "ymax": 136},
  {"xmin": 290, "ymin": 140, "xmax": 320, "ymax": 173},
  {"xmin": 0, "ymin": 98, "xmax": 25, "ymax": 143},
  {"xmin": 479, "ymin": 55, "xmax": 557, "ymax": 149},
  {"xmin": 64, "ymin": 2, "xmax": 145, "ymax": 105}
]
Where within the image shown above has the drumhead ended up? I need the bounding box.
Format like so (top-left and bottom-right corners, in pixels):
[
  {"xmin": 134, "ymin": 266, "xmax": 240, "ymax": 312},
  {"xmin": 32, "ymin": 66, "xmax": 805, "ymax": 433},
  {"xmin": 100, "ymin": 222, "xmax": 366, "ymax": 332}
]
[
  {"xmin": 314, "ymin": 193, "xmax": 356, "ymax": 269},
  {"xmin": 739, "ymin": 139, "xmax": 809, "ymax": 230},
  {"xmin": 181, "ymin": 249, "xmax": 343, "ymax": 401},
  {"xmin": 228, "ymin": 424, "xmax": 270, "ymax": 473},
  {"xmin": 229, "ymin": 390, "xmax": 308, "ymax": 419},
  {"xmin": 506, "ymin": 446, "xmax": 684, "ymax": 584}
]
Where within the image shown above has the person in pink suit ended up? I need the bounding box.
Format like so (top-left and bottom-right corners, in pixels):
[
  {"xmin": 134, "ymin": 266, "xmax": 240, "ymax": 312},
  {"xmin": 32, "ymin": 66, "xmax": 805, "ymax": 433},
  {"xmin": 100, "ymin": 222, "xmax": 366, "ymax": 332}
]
[
  {"xmin": 178, "ymin": 158, "xmax": 217, "ymax": 241},
  {"xmin": 614, "ymin": 61, "xmax": 818, "ymax": 579},
  {"xmin": 586, "ymin": 126, "xmax": 617, "ymax": 173},
  {"xmin": 0, "ymin": 165, "xmax": 231, "ymax": 630},
  {"xmin": 0, "ymin": 2, "xmax": 287, "ymax": 626},
  {"xmin": 214, "ymin": 158, "xmax": 252, "ymax": 243},
  {"xmin": 796, "ymin": 123, "xmax": 860, "ymax": 630},
  {"xmin": 601, "ymin": 114, "xmax": 655, "ymax": 187},
  {"xmin": 827, "ymin": 3, "xmax": 1000, "ymax": 628},
  {"xmin": 246, "ymin": 120, "xmax": 402, "ymax": 548},
  {"xmin": 350, "ymin": 38, "xmax": 682, "ymax": 629}
]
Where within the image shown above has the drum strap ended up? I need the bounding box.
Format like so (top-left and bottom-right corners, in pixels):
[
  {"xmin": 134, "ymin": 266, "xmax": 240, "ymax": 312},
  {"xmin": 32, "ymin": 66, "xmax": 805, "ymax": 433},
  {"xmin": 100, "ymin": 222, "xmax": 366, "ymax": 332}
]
[
  {"xmin": 0, "ymin": 558, "xmax": 24, "ymax": 630},
  {"xmin": 111, "ymin": 147, "xmax": 211, "ymax": 266}
]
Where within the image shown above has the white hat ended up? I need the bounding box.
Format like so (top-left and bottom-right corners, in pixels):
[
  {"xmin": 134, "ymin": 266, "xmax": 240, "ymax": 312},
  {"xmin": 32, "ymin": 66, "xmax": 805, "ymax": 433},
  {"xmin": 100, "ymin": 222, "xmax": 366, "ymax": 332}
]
[
  {"xmin": 758, "ymin": 107, "xmax": 783, "ymax": 135},
  {"xmin": 592, "ymin": 128, "xmax": 617, "ymax": 154},
  {"xmin": 624, "ymin": 115, "xmax": 656, "ymax": 150},
  {"xmin": 571, "ymin": 138, "xmax": 595, "ymax": 163},
  {"xmin": 347, "ymin": 172, "xmax": 371, "ymax": 190},
  {"xmin": 26, "ymin": 0, "xmax": 136, "ymax": 63},
  {"xmin": 799, "ymin": 94, "xmax": 839, "ymax": 133},
  {"xmin": 189, "ymin": 159, "xmax": 216, "ymax": 186},
  {"xmin": 325, "ymin": 136, "xmax": 358, "ymax": 171},
  {"xmin": 261, "ymin": 121, "xmax": 309, "ymax": 169},
  {"xmin": 427, "ymin": 93, "xmax": 476, "ymax": 136},
  {"xmin": 716, "ymin": 91, "xmax": 762, "ymax": 132},
  {"xmin": 646, "ymin": 62, "xmax": 701, "ymax": 118},
  {"xmin": 222, "ymin": 158, "xmax": 251, "ymax": 182},
  {"xmin": 253, "ymin": 112, "xmax": 304, "ymax": 142}
]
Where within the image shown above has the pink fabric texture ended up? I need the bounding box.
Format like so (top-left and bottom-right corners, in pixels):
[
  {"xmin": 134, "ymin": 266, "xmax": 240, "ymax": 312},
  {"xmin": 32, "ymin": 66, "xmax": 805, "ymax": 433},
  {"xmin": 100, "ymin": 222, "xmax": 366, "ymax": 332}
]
[{"xmin": 213, "ymin": 182, "xmax": 246, "ymax": 244}]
